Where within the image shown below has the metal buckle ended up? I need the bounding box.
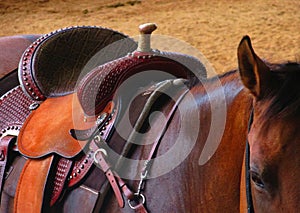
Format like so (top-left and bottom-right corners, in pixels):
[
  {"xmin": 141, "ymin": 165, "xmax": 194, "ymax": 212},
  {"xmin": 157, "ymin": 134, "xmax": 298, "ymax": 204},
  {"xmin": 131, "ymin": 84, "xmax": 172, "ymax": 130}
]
[
  {"xmin": 128, "ymin": 193, "xmax": 146, "ymax": 210},
  {"xmin": 93, "ymin": 148, "xmax": 107, "ymax": 164}
]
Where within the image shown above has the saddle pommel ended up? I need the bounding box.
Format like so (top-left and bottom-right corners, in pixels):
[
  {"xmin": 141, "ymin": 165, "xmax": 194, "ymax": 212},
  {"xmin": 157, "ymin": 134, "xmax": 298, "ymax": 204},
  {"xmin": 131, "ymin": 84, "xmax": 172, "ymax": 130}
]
[
  {"xmin": 77, "ymin": 54, "xmax": 195, "ymax": 117},
  {"xmin": 77, "ymin": 23, "xmax": 207, "ymax": 117}
]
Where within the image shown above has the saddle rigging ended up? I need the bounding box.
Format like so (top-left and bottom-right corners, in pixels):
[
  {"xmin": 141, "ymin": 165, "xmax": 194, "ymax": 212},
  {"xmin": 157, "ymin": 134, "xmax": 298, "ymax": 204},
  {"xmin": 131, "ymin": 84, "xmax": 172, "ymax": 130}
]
[{"xmin": 0, "ymin": 23, "xmax": 207, "ymax": 212}]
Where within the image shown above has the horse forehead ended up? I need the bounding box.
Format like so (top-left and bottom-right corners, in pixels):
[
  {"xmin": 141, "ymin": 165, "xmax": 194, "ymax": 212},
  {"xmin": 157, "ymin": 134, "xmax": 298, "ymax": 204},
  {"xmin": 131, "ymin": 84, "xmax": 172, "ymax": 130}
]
[
  {"xmin": 250, "ymin": 114, "xmax": 300, "ymax": 161},
  {"xmin": 266, "ymin": 64, "xmax": 300, "ymax": 111}
]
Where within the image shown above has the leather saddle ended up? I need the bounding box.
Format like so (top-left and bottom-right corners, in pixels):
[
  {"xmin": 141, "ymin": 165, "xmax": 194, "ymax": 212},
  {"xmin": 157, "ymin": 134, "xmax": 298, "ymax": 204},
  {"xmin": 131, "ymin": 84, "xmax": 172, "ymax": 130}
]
[
  {"xmin": 0, "ymin": 25, "xmax": 137, "ymax": 211},
  {"xmin": 0, "ymin": 23, "xmax": 207, "ymax": 212},
  {"xmin": 17, "ymin": 24, "xmax": 207, "ymax": 159}
]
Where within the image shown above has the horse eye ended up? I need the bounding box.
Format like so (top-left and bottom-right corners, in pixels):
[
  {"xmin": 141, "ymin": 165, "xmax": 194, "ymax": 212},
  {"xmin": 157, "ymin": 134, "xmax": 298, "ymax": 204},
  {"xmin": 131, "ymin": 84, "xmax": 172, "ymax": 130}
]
[{"xmin": 250, "ymin": 171, "xmax": 265, "ymax": 189}]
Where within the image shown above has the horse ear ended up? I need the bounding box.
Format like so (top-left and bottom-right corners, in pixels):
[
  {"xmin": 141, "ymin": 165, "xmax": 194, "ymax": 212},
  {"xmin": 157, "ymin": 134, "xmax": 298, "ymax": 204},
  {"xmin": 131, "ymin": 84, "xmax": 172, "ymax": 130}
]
[{"xmin": 237, "ymin": 36, "xmax": 270, "ymax": 98}]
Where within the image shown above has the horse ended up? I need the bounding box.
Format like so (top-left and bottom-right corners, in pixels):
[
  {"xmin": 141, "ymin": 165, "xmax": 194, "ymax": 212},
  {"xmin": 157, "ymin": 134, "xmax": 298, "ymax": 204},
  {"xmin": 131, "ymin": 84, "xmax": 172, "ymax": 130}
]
[
  {"xmin": 98, "ymin": 36, "xmax": 300, "ymax": 212},
  {"xmin": 0, "ymin": 25, "xmax": 299, "ymax": 212},
  {"xmin": 0, "ymin": 35, "xmax": 41, "ymax": 78},
  {"xmin": 0, "ymin": 34, "xmax": 41, "ymax": 97}
]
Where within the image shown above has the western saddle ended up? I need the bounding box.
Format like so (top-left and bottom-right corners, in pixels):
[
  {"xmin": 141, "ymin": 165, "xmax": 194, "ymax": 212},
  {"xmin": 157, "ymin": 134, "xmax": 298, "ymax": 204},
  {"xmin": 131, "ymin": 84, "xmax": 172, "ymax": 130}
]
[{"xmin": 0, "ymin": 23, "xmax": 206, "ymax": 212}]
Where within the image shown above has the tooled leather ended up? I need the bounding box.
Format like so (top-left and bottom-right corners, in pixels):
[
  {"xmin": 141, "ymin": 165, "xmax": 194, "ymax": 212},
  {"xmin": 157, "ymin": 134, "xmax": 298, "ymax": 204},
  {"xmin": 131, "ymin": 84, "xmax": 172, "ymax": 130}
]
[
  {"xmin": 67, "ymin": 152, "xmax": 94, "ymax": 188},
  {"xmin": 19, "ymin": 38, "xmax": 46, "ymax": 101},
  {"xmin": 68, "ymin": 107, "xmax": 116, "ymax": 188},
  {"xmin": 50, "ymin": 158, "xmax": 73, "ymax": 206},
  {"xmin": 154, "ymin": 50, "xmax": 207, "ymax": 78},
  {"xmin": 0, "ymin": 86, "xmax": 38, "ymax": 138},
  {"xmin": 18, "ymin": 26, "xmax": 137, "ymax": 101},
  {"xmin": 17, "ymin": 94, "xmax": 95, "ymax": 158},
  {"xmin": 77, "ymin": 53, "xmax": 195, "ymax": 116},
  {"xmin": 48, "ymin": 102, "xmax": 118, "ymax": 207}
]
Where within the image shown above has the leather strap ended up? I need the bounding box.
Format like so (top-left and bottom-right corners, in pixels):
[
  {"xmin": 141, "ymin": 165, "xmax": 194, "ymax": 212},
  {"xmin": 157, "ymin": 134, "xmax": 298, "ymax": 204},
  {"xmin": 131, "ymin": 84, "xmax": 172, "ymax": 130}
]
[
  {"xmin": 134, "ymin": 204, "xmax": 148, "ymax": 213},
  {"xmin": 127, "ymin": 85, "xmax": 189, "ymax": 213},
  {"xmin": 91, "ymin": 80, "xmax": 189, "ymax": 213},
  {"xmin": 92, "ymin": 144, "xmax": 124, "ymax": 208},
  {"xmin": 87, "ymin": 104, "xmax": 125, "ymax": 208},
  {"xmin": 49, "ymin": 101, "xmax": 117, "ymax": 207},
  {"xmin": 145, "ymin": 88, "xmax": 189, "ymax": 163},
  {"xmin": 0, "ymin": 135, "xmax": 15, "ymax": 202},
  {"xmin": 245, "ymin": 110, "xmax": 254, "ymax": 213},
  {"xmin": 14, "ymin": 155, "xmax": 55, "ymax": 213}
]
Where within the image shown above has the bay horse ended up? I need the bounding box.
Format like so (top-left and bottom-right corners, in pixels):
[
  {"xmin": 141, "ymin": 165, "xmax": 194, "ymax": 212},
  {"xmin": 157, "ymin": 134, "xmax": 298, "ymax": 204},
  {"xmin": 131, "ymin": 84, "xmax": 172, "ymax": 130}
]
[
  {"xmin": 0, "ymin": 35, "xmax": 41, "ymax": 78},
  {"xmin": 0, "ymin": 33, "xmax": 299, "ymax": 212},
  {"xmin": 0, "ymin": 35, "xmax": 41, "ymax": 98}
]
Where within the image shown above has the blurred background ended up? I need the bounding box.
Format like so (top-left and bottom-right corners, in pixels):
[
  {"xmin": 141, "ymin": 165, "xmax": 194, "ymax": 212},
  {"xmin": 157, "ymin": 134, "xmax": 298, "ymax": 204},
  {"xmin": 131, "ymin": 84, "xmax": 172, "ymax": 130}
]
[{"xmin": 0, "ymin": 0, "xmax": 299, "ymax": 74}]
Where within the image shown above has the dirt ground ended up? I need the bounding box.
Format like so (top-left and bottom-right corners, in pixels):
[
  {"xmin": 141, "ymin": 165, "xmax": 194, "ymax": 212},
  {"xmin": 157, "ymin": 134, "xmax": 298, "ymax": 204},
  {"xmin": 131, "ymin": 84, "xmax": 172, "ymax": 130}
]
[{"xmin": 0, "ymin": 0, "xmax": 299, "ymax": 74}]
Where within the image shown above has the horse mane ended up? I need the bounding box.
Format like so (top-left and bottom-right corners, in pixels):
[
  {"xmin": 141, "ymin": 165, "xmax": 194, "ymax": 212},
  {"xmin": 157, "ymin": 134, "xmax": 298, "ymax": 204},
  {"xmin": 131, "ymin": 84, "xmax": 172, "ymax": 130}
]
[
  {"xmin": 193, "ymin": 61, "xmax": 300, "ymax": 119},
  {"xmin": 193, "ymin": 69, "xmax": 238, "ymax": 86},
  {"xmin": 266, "ymin": 61, "xmax": 300, "ymax": 119}
]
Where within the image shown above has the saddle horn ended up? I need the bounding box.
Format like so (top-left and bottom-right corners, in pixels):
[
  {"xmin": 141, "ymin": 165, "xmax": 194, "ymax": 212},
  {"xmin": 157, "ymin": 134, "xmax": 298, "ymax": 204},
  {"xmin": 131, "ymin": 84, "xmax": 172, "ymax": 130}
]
[{"xmin": 136, "ymin": 23, "xmax": 157, "ymax": 52}]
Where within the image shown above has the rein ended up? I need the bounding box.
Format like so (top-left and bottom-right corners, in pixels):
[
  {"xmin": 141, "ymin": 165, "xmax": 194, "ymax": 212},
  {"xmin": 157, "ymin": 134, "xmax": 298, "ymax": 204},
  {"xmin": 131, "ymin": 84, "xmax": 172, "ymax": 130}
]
[
  {"xmin": 245, "ymin": 109, "xmax": 254, "ymax": 213},
  {"xmin": 88, "ymin": 79, "xmax": 190, "ymax": 212},
  {"xmin": 127, "ymin": 81, "xmax": 190, "ymax": 211}
]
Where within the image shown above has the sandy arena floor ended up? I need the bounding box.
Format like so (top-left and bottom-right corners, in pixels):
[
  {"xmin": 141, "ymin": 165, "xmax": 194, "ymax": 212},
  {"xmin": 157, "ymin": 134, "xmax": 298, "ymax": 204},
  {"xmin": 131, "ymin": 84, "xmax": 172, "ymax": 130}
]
[{"xmin": 0, "ymin": 0, "xmax": 299, "ymax": 74}]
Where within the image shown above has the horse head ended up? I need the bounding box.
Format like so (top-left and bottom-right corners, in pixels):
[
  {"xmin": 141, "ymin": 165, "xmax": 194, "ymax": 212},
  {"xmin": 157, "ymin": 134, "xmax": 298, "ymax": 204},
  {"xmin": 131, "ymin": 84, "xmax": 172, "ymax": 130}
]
[{"xmin": 238, "ymin": 36, "xmax": 300, "ymax": 212}]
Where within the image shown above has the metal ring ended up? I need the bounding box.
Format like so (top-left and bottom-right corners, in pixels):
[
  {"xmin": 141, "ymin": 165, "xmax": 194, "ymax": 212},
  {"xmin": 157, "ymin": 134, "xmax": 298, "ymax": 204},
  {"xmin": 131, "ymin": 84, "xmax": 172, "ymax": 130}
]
[
  {"xmin": 94, "ymin": 135, "xmax": 102, "ymax": 143},
  {"xmin": 93, "ymin": 148, "xmax": 107, "ymax": 164},
  {"xmin": 127, "ymin": 193, "xmax": 145, "ymax": 210}
]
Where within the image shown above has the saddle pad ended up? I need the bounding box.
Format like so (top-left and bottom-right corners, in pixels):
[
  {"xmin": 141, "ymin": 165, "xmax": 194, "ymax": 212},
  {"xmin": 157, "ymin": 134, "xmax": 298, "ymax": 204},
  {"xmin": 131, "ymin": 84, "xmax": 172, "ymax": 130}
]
[{"xmin": 17, "ymin": 94, "xmax": 95, "ymax": 158}]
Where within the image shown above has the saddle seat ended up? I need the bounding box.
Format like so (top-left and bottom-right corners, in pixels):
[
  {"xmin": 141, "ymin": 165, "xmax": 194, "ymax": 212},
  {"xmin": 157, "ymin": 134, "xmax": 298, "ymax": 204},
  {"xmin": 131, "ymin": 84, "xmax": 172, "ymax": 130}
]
[{"xmin": 18, "ymin": 26, "xmax": 137, "ymax": 101}]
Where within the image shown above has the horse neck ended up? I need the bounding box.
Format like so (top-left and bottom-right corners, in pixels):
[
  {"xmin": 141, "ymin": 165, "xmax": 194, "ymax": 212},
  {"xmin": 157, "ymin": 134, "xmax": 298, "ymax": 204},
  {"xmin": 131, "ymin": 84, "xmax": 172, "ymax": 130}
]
[
  {"xmin": 217, "ymin": 71, "xmax": 254, "ymax": 211},
  {"xmin": 183, "ymin": 70, "xmax": 253, "ymax": 211},
  {"xmin": 102, "ymin": 71, "xmax": 254, "ymax": 212}
]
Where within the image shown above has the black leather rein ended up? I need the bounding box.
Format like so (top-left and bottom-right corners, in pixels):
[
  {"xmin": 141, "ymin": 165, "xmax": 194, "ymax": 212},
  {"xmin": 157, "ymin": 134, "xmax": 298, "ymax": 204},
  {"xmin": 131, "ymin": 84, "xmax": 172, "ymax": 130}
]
[{"xmin": 245, "ymin": 109, "xmax": 254, "ymax": 213}]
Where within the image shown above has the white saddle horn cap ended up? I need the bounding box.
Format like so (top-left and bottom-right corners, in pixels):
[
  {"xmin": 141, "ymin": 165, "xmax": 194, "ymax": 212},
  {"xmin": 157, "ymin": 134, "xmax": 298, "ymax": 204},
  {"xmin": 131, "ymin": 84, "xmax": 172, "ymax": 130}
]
[{"xmin": 137, "ymin": 23, "xmax": 157, "ymax": 52}]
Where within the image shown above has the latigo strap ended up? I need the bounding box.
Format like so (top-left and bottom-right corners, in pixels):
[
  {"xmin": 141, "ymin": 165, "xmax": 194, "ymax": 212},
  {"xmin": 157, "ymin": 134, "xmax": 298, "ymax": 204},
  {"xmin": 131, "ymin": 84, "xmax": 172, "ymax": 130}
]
[{"xmin": 0, "ymin": 136, "xmax": 15, "ymax": 200}]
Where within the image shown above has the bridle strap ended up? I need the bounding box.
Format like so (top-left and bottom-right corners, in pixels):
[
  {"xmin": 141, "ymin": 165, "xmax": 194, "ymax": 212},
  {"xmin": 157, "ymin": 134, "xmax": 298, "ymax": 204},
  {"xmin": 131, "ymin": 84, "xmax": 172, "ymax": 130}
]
[{"xmin": 245, "ymin": 109, "xmax": 254, "ymax": 213}]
